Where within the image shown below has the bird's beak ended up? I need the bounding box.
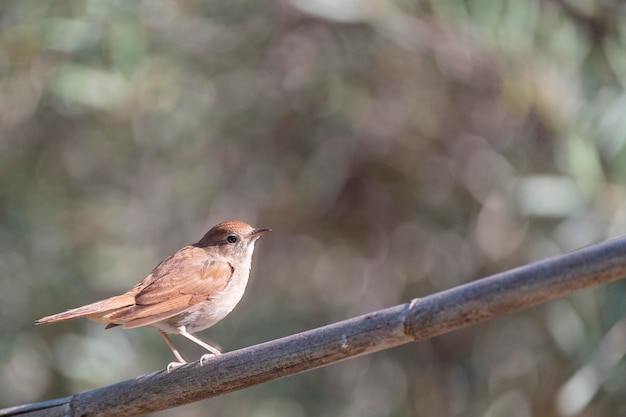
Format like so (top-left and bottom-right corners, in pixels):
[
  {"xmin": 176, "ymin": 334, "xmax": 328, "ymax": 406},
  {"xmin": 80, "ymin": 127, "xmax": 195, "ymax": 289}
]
[{"xmin": 250, "ymin": 228, "xmax": 271, "ymax": 239}]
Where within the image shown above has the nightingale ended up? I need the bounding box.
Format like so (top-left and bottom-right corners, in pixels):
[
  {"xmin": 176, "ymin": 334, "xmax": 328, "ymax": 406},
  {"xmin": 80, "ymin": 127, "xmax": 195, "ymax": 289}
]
[{"xmin": 36, "ymin": 220, "xmax": 271, "ymax": 372}]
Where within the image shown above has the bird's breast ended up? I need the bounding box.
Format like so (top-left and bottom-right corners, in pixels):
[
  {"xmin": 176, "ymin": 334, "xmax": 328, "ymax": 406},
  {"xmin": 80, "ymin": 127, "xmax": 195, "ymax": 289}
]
[{"xmin": 155, "ymin": 266, "xmax": 251, "ymax": 334}]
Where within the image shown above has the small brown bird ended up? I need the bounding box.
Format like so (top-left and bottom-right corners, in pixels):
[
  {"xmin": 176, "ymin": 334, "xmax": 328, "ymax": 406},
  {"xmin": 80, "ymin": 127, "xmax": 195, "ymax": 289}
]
[{"xmin": 37, "ymin": 220, "xmax": 270, "ymax": 372}]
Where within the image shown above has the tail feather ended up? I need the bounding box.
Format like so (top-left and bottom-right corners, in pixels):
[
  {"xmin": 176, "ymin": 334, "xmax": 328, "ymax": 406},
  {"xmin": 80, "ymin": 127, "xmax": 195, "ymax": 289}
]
[{"xmin": 36, "ymin": 294, "xmax": 135, "ymax": 325}]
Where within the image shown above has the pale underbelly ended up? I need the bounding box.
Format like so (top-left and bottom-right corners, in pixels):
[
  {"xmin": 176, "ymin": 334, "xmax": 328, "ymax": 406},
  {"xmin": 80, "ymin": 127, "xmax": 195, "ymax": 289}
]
[{"xmin": 151, "ymin": 287, "xmax": 246, "ymax": 334}]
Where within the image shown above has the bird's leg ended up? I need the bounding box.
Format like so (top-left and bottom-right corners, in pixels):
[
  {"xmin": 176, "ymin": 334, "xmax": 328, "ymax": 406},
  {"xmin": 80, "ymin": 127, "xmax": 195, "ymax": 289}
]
[
  {"xmin": 177, "ymin": 326, "xmax": 222, "ymax": 366},
  {"xmin": 159, "ymin": 331, "xmax": 187, "ymax": 372}
]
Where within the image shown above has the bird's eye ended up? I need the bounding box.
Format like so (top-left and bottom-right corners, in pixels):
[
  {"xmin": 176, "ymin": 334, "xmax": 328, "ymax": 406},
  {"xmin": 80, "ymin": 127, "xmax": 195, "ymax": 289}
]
[{"xmin": 226, "ymin": 235, "xmax": 238, "ymax": 244}]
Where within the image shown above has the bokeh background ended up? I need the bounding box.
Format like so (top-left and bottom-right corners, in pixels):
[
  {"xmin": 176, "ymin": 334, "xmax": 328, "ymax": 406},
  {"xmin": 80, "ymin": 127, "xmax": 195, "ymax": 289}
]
[{"xmin": 1, "ymin": 0, "xmax": 626, "ymax": 416}]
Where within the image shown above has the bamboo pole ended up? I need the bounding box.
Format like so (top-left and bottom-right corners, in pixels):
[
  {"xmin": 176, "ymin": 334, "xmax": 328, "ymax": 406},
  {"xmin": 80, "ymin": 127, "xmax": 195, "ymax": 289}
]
[{"xmin": 3, "ymin": 235, "xmax": 626, "ymax": 417}]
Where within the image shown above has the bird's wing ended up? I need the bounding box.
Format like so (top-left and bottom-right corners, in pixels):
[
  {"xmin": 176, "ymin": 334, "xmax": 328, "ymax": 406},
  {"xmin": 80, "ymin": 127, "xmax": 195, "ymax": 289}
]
[{"xmin": 105, "ymin": 246, "xmax": 233, "ymax": 328}]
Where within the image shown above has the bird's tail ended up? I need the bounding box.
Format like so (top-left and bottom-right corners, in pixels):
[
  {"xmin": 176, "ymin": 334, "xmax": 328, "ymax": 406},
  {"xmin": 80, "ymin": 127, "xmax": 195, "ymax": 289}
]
[{"xmin": 36, "ymin": 294, "xmax": 135, "ymax": 325}]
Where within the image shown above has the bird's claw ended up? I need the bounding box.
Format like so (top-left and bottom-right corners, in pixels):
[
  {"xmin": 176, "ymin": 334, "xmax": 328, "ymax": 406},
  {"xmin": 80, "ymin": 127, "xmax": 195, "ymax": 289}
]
[
  {"xmin": 167, "ymin": 361, "xmax": 187, "ymax": 373},
  {"xmin": 199, "ymin": 352, "xmax": 221, "ymax": 366}
]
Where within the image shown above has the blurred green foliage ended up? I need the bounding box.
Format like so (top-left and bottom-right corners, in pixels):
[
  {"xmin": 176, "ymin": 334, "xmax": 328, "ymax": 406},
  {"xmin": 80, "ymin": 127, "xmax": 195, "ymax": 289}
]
[{"xmin": 1, "ymin": 0, "xmax": 625, "ymax": 416}]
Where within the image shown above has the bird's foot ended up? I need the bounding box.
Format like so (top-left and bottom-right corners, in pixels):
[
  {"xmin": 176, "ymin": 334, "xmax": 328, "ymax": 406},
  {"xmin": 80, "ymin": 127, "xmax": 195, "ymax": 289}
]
[
  {"xmin": 199, "ymin": 352, "xmax": 221, "ymax": 366},
  {"xmin": 167, "ymin": 360, "xmax": 187, "ymax": 373}
]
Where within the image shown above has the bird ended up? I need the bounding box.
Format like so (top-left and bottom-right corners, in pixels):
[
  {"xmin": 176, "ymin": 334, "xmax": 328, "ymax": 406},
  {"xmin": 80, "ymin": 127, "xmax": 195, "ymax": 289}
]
[{"xmin": 36, "ymin": 220, "xmax": 271, "ymax": 372}]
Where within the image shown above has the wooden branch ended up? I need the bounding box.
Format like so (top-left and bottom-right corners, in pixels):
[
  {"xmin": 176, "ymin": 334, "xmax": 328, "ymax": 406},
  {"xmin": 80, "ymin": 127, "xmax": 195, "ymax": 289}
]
[{"xmin": 3, "ymin": 235, "xmax": 626, "ymax": 417}]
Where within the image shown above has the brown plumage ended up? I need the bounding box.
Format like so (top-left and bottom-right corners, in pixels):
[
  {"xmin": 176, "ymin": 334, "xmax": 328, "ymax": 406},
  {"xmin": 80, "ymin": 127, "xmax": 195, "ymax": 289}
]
[{"xmin": 37, "ymin": 220, "xmax": 270, "ymax": 371}]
